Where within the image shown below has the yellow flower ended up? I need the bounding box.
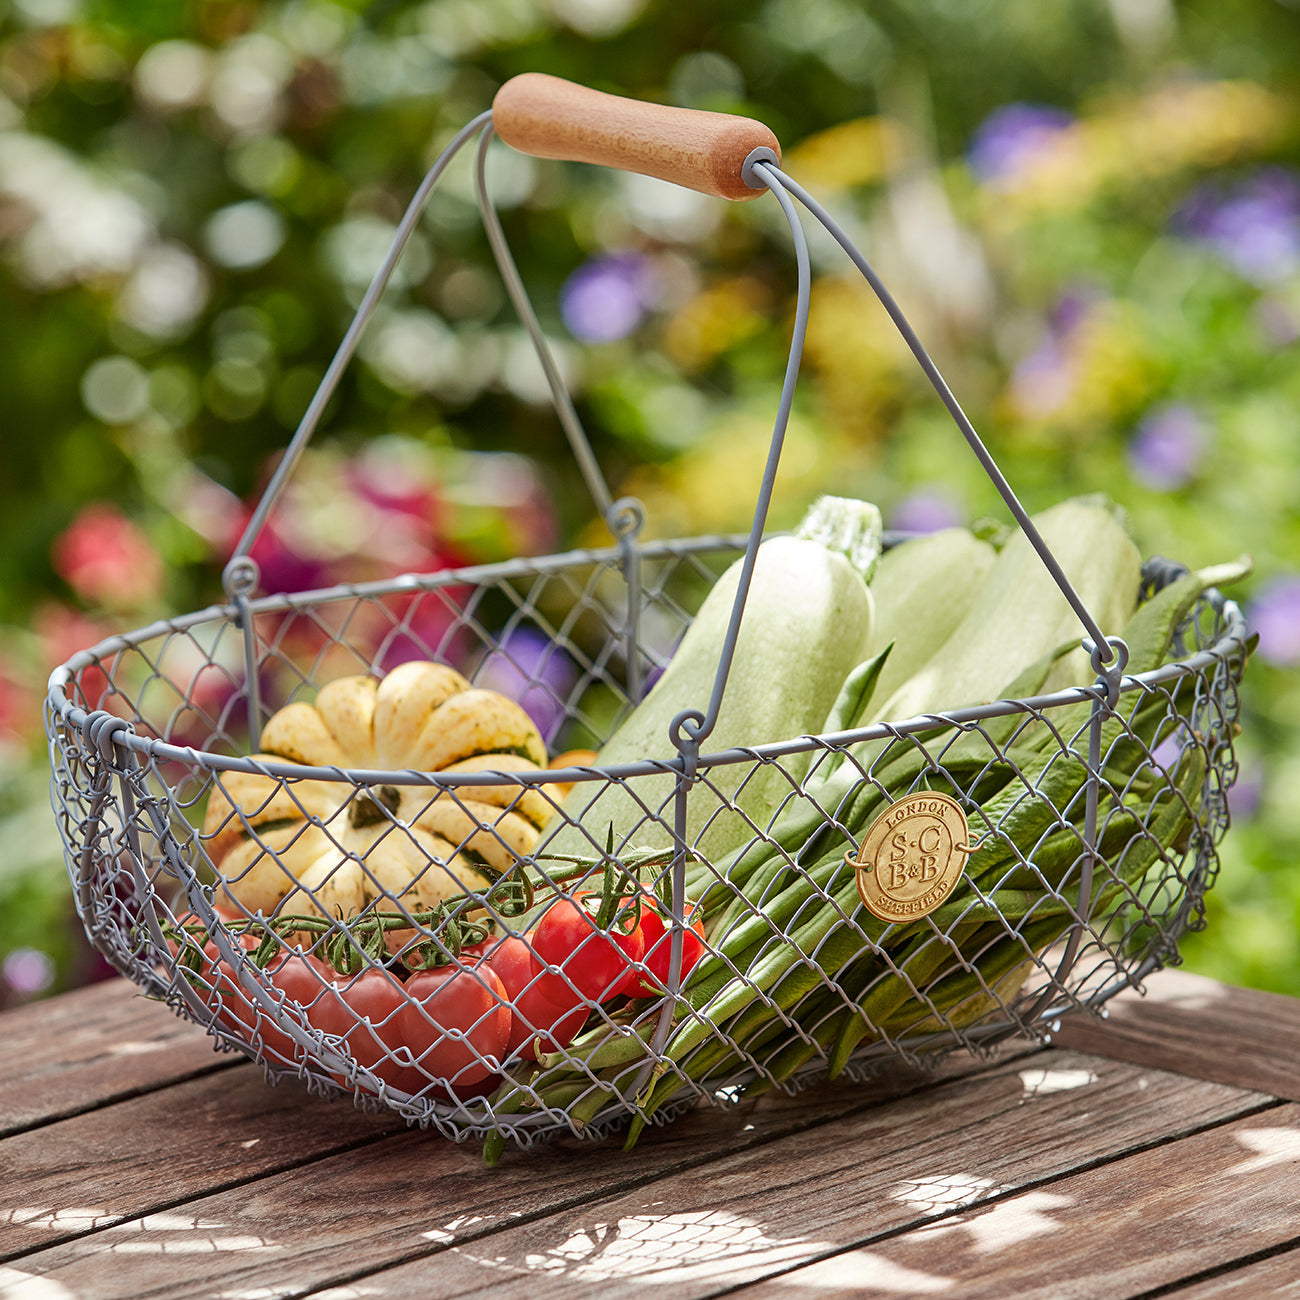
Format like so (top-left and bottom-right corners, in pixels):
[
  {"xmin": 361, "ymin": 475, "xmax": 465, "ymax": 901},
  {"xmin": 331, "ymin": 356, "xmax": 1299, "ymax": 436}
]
[
  {"xmin": 784, "ymin": 117, "xmax": 903, "ymax": 192},
  {"xmin": 1001, "ymin": 300, "xmax": 1161, "ymax": 434},
  {"xmin": 606, "ymin": 406, "xmax": 858, "ymax": 542},
  {"xmin": 982, "ymin": 80, "xmax": 1295, "ymax": 222},
  {"xmin": 661, "ymin": 276, "xmax": 772, "ymax": 370},
  {"xmin": 801, "ymin": 275, "xmax": 908, "ymax": 442}
]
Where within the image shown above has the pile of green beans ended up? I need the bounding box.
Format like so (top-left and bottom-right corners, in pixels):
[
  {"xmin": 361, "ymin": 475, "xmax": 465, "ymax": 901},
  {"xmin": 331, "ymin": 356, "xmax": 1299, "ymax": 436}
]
[{"xmin": 480, "ymin": 566, "xmax": 1232, "ymax": 1161}]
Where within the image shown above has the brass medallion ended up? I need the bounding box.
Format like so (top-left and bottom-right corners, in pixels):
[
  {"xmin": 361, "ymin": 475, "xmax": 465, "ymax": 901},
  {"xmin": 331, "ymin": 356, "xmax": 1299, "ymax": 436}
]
[{"xmin": 848, "ymin": 791, "xmax": 973, "ymax": 923}]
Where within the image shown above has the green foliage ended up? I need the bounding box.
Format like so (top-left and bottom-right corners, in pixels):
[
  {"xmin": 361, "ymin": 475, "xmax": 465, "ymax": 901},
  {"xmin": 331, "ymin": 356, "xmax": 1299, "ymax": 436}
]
[{"xmin": 1, "ymin": 0, "xmax": 1297, "ymax": 1001}]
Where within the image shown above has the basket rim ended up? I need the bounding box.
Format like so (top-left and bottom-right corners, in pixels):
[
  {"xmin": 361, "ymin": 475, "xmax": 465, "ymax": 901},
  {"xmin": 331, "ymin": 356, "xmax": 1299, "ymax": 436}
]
[{"xmin": 43, "ymin": 536, "xmax": 1250, "ymax": 788}]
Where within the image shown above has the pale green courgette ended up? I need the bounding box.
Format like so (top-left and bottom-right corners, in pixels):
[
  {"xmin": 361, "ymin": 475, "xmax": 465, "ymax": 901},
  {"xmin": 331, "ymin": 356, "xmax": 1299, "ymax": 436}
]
[
  {"xmin": 541, "ymin": 497, "xmax": 882, "ymax": 864},
  {"xmin": 861, "ymin": 494, "xmax": 1142, "ymax": 734},
  {"xmin": 858, "ymin": 526, "xmax": 999, "ymax": 708}
]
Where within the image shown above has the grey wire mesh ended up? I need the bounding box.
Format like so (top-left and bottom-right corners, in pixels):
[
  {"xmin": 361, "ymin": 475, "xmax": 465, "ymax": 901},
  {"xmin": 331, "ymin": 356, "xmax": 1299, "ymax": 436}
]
[
  {"xmin": 42, "ymin": 97, "xmax": 1252, "ymax": 1150},
  {"xmin": 45, "ymin": 537, "xmax": 1248, "ymax": 1147}
]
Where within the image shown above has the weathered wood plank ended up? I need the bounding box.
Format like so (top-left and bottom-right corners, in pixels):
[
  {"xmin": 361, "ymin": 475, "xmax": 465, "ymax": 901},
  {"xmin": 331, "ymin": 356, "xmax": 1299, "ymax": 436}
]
[
  {"xmin": 1163, "ymin": 1245, "xmax": 1300, "ymax": 1298},
  {"xmin": 1054, "ymin": 968, "xmax": 1300, "ymax": 1103},
  {"xmin": 0, "ymin": 982, "xmax": 1042, "ymax": 1265},
  {"xmin": 0, "ymin": 1046, "xmax": 1045, "ymax": 1296},
  {"xmin": 298, "ymin": 1054, "xmax": 1270, "ymax": 1300},
  {"xmin": 7, "ymin": 1050, "xmax": 1266, "ymax": 1300},
  {"xmin": 722, "ymin": 1102, "xmax": 1300, "ymax": 1300},
  {"xmin": 0, "ymin": 1064, "xmax": 408, "ymax": 1259},
  {"xmin": 0, "ymin": 979, "xmax": 233, "ymax": 1135}
]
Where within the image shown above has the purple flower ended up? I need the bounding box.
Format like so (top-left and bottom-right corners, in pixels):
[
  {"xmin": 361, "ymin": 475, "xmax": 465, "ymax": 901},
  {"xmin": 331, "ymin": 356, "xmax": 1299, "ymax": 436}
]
[
  {"xmin": 475, "ymin": 626, "xmax": 576, "ymax": 744},
  {"xmin": 1226, "ymin": 764, "xmax": 1264, "ymax": 824},
  {"xmin": 1127, "ymin": 404, "xmax": 1208, "ymax": 491},
  {"xmin": 967, "ymin": 103, "xmax": 1074, "ymax": 185},
  {"xmin": 890, "ymin": 491, "xmax": 963, "ymax": 534},
  {"xmin": 560, "ymin": 254, "xmax": 656, "ymax": 343},
  {"xmin": 1155, "ymin": 732, "xmax": 1261, "ymax": 824},
  {"xmin": 1151, "ymin": 730, "xmax": 1188, "ymax": 773},
  {"xmin": 3, "ymin": 948, "xmax": 55, "ymax": 996},
  {"xmin": 560, "ymin": 254, "xmax": 654, "ymax": 342},
  {"xmin": 1175, "ymin": 169, "xmax": 1300, "ymax": 285},
  {"xmin": 1009, "ymin": 337, "xmax": 1073, "ymax": 418},
  {"xmin": 1255, "ymin": 295, "xmax": 1300, "ymax": 346},
  {"xmin": 1049, "ymin": 286, "xmax": 1102, "ymax": 336},
  {"xmin": 1247, "ymin": 575, "xmax": 1300, "ymax": 667}
]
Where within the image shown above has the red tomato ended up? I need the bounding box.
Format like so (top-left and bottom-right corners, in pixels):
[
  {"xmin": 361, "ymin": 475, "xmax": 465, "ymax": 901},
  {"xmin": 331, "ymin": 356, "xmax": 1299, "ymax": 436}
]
[
  {"xmin": 307, "ymin": 966, "xmax": 427, "ymax": 1095},
  {"xmin": 259, "ymin": 949, "xmax": 333, "ymax": 1067},
  {"xmin": 397, "ymin": 962, "xmax": 511, "ymax": 1088},
  {"xmin": 194, "ymin": 929, "xmax": 260, "ymax": 1044},
  {"xmin": 485, "ymin": 936, "xmax": 589, "ymax": 1061},
  {"xmin": 163, "ymin": 903, "xmax": 241, "ymax": 963},
  {"xmin": 267, "ymin": 950, "xmax": 332, "ymax": 1010},
  {"xmin": 617, "ymin": 900, "xmax": 706, "ymax": 997},
  {"xmin": 528, "ymin": 891, "xmax": 645, "ymax": 1005},
  {"xmin": 194, "ymin": 931, "xmax": 324, "ymax": 1068}
]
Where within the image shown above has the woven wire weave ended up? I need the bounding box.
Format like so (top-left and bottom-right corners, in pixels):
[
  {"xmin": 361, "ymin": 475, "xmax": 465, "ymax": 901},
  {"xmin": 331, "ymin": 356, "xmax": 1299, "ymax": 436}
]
[
  {"xmin": 43, "ymin": 93, "xmax": 1251, "ymax": 1149},
  {"xmin": 46, "ymin": 536, "xmax": 1248, "ymax": 1146}
]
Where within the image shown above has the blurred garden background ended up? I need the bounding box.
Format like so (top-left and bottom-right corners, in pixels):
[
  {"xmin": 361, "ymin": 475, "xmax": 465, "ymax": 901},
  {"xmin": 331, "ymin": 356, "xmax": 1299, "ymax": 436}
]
[{"xmin": 1, "ymin": 0, "xmax": 1297, "ymax": 1006}]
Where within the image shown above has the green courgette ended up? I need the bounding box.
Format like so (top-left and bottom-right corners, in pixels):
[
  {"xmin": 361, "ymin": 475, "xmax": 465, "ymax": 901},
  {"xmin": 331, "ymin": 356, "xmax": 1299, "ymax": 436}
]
[
  {"xmin": 862, "ymin": 495, "xmax": 1143, "ymax": 734},
  {"xmin": 860, "ymin": 526, "xmax": 999, "ymax": 708},
  {"xmin": 541, "ymin": 496, "xmax": 883, "ymax": 864}
]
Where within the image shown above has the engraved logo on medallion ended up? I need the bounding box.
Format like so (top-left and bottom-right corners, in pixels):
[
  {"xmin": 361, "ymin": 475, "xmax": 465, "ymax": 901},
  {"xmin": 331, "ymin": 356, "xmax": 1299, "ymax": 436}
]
[{"xmin": 848, "ymin": 791, "xmax": 974, "ymax": 922}]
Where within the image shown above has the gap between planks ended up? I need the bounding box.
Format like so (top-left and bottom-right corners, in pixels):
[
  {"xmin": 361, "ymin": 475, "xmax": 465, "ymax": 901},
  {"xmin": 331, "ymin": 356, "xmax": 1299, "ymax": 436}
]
[
  {"xmin": 0, "ymin": 1039, "xmax": 1049, "ymax": 1279},
  {"xmin": 5, "ymin": 971, "xmax": 1294, "ymax": 1300},
  {"xmin": 1051, "ymin": 968, "xmax": 1300, "ymax": 1103},
  {"xmin": 0, "ymin": 977, "xmax": 242, "ymax": 1137},
  {"xmin": 710, "ymin": 1101, "xmax": 1300, "ymax": 1300},
  {"xmin": 3, "ymin": 1048, "xmax": 1276, "ymax": 1300},
  {"xmin": 1131, "ymin": 1238, "xmax": 1300, "ymax": 1299}
]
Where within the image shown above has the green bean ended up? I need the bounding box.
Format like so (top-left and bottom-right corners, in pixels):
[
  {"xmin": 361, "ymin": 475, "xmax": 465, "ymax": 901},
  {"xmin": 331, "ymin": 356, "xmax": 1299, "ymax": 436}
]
[
  {"xmin": 745, "ymin": 1004, "xmax": 862, "ymax": 1096},
  {"xmin": 881, "ymin": 922, "xmax": 1061, "ymax": 1037},
  {"xmin": 825, "ymin": 921, "xmax": 984, "ymax": 1076},
  {"xmin": 489, "ymin": 613, "xmax": 1211, "ymax": 1163}
]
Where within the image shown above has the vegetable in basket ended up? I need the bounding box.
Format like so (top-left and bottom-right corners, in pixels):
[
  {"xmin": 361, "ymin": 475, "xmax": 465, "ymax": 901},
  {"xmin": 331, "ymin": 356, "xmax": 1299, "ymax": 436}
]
[
  {"xmin": 856, "ymin": 524, "xmax": 999, "ymax": 709},
  {"xmin": 477, "ymin": 543, "xmax": 1251, "ymax": 1162},
  {"xmin": 541, "ymin": 495, "xmax": 883, "ymax": 865},
  {"xmin": 168, "ymin": 861, "xmax": 665, "ymax": 1090},
  {"xmin": 860, "ymin": 494, "xmax": 1143, "ymax": 738},
  {"xmin": 202, "ymin": 660, "xmax": 560, "ymax": 920}
]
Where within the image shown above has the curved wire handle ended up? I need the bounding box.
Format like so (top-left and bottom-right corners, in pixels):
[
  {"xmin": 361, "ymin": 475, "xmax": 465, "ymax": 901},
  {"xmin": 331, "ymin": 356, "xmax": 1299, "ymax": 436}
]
[
  {"xmin": 215, "ymin": 93, "xmax": 1125, "ymax": 1026},
  {"xmin": 218, "ymin": 97, "xmax": 1121, "ymax": 758},
  {"xmin": 225, "ymin": 110, "xmax": 491, "ymax": 591},
  {"xmin": 737, "ymin": 157, "xmax": 1126, "ymax": 1020},
  {"xmin": 468, "ymin": 140, "xmax": 1125, "ymax": 767},
  {"xmin": 758, "ymin": 164, "xmax": 1115, "ymax": 660}
]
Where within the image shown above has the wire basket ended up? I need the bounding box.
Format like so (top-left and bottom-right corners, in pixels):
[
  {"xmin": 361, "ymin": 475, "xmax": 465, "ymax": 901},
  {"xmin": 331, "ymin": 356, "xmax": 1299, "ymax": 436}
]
[{"xmin": 46, "ymin": 76, "xmax": 1250, "ymax": 1151}]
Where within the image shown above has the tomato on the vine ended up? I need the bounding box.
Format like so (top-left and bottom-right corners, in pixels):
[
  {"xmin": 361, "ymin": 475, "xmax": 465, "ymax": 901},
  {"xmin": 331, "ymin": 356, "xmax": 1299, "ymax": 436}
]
[
  {"xmin": 528, "ymin": 891, "xmax": 645, "ymax": 1005},
  {"xmin": 485, "ymin": 936, "xmax": 589, "ymax": 1061},
  {"xmin": 192, "ymin": 927, "xmax": 262, "ymax": 1044},
  {"xmin": 396, "ymin": 961, "xmax": 511, "ymax": 1088},
  {"xmin": 163, "ymin": 903, "xmax": 241, "ymax": 967},
  {"xmin": 190, "ymin": 929, "xmax": 326, "ymax": 1068},
  {"xmin": 307, "ymin": 965, "xmax": 427, "ymax": 1095},
  {"xmin": 617, "ymin": 898, "xmax": 706, "ymax": 997}
]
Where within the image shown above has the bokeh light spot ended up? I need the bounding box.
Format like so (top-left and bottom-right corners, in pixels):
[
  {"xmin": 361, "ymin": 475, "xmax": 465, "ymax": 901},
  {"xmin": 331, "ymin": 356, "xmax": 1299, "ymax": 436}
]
[
  {"xmin": 81, "ymin": 355, "xmax": 150, "ymax": 424},
  {"xmin": 204, "ymin": 200, "xmax": 287, "ymax": 270}
]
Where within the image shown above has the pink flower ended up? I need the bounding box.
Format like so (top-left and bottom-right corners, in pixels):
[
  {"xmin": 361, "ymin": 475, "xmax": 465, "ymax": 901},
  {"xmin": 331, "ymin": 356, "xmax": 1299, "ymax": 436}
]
[
  {"xmin": 51, "ymin": 504, "xmax": 164, "ymax": 610},
  {"xmin": 0, "ymin": 662, "xmax": 37, "ymax": 745},
  {"xmin": 36, "ymin": 603, "xmax": 117, "ymax": 712}
]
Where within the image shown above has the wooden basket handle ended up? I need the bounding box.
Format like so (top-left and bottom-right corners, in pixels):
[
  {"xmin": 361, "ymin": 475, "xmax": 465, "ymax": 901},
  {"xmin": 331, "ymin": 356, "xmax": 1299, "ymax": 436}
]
[{"xmin": 491, "ymin": 73, "xmax": 781, "ymax": 202}]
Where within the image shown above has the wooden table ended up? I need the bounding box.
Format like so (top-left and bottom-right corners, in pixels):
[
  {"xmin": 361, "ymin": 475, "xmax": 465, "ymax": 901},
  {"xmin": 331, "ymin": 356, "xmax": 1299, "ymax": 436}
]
[{"xmin": 3, "ymin": 968, "xmax": 1298, "ymax": 1299}]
